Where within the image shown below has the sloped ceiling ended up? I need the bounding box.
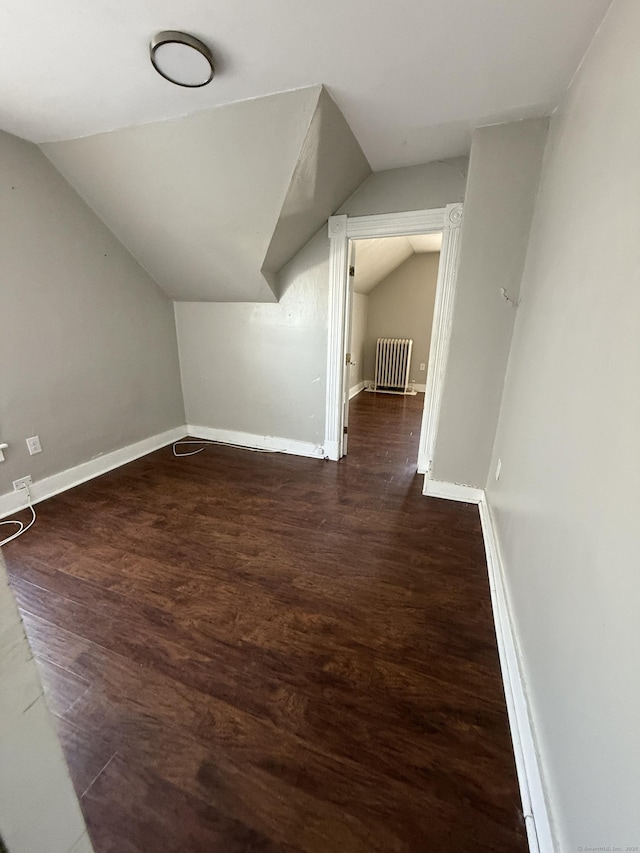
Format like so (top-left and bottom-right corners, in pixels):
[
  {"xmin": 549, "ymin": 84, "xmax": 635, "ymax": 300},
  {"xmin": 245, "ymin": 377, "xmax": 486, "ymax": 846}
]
[
  {"xmin": 354, "ymin": 235, "xmax": 442, "ymax": 295},
  {"xmin": 0, "ymin": 1, "xmax": 611, "ymax": 170},
  {"xmin": 263, "ymin": 88, "xmax": 371, "ymax": 295},
  {"xmin": 2, "ymin": 2, "xmax": 612, "ymax": 304},
  {"xmin": 43, "ymin": 86, "xmax": 370, "ymax": 302},
  {"xmin": 408, "ymin": 234, "xmax": 443, "ymax": 254}
]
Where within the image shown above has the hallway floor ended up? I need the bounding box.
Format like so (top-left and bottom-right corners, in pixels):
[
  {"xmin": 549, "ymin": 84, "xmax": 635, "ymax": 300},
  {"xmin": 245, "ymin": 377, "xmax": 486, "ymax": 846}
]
[{"xmin": 3, "ymin": 392, "xmax": 527, "ymax": 852}]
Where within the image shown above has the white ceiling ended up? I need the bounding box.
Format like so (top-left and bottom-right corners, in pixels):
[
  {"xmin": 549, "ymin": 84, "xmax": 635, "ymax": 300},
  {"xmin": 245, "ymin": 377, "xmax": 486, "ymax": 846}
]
[
  {"xmin": 0, "ymin": 0, "xmax": 611, "ymax": 170},
  {"xmin": 353, "ymin": 234, "xmax": 442, "ymax": 295}
]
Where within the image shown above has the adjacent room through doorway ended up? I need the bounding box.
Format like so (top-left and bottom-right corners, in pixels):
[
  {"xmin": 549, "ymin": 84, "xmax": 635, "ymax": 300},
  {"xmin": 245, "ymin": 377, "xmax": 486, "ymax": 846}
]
[{"xmin": 346, "ymin": 232, "xmax": 443, "ymax": 465}]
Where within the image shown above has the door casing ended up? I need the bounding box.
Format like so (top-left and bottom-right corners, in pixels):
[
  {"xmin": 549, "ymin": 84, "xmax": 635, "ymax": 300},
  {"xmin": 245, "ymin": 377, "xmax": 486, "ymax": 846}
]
[{"xmin": 325, "ymin": 204, "xmax": 464, "ymax": 479}]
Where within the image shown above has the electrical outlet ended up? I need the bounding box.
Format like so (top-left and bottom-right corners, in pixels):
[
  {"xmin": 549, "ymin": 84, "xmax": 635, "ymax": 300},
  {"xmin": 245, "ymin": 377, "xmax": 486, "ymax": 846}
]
[
  {"xmin": 26, "ymin": 435, "xmax": 42, "ymax": 455},
  {"xmin": 13, "ymin": 476, "xmax": 32, "ymax": 491},
  {"xmin": 419, "ymin": 363, "xmax": 426, "ymax": 371},
  {"xmin": 495, "ymin": 458, "xmax": 502, "ymax": 481}
]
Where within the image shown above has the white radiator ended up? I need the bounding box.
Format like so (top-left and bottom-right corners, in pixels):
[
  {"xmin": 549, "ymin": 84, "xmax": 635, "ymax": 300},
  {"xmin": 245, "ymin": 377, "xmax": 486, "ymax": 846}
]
[{"xmin": 372, "ymin": 338, "xmax": 414, "ymax": 394}]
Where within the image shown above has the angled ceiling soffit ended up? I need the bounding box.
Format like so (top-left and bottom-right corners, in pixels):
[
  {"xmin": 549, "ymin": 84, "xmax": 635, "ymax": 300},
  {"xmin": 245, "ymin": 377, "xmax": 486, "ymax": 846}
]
[
  {"xmin": 263, "ymin": 86, "xmax": 371, "ymax": 298},
  {"xmin": 40, "ymin": 87, "xmax": 323, "ymax": 303}
]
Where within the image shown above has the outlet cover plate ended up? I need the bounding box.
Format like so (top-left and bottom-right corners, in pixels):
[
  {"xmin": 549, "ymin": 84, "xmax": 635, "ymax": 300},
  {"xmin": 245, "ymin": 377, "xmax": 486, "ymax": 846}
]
[
  {"xmin": 13, "ymin": 476, "xmax": 33, "ymax": 491},
  {"xmin": 26, "ymin": 435, "xmax": 42, "ymax": 455}
]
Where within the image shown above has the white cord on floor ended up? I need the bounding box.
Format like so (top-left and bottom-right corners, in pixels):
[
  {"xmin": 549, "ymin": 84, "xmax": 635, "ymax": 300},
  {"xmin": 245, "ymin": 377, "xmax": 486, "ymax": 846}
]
[
  {"xmin": 173, "ymin": 440, "xmax": 208, "ymax": 457},
  {"xmin": 0, "ymin": 485, "xmax": 36, "ymax": 547},
  {"xmin": 172, "ymin": 439, "xmax": 277, "ymax": 457}
]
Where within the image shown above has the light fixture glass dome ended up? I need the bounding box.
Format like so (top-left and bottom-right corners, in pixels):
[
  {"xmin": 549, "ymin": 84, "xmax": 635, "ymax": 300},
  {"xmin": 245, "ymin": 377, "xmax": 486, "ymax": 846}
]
[{"xmin": 150, "ymin": 31, "xmax": 214, "ymax": 88}]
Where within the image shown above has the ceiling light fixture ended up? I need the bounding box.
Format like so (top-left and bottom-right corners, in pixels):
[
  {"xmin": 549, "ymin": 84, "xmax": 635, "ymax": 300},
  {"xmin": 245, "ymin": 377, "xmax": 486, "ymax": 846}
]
[{"xmin": 149, "ymin": 31, "xmax": 214, "ymax": 88}]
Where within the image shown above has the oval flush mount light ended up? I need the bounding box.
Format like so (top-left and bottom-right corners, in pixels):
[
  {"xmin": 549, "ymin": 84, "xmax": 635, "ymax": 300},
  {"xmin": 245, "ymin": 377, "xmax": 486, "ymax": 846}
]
[{"xmin": 150, "ymin": 31, "xmax": 214, "ymax": 88}]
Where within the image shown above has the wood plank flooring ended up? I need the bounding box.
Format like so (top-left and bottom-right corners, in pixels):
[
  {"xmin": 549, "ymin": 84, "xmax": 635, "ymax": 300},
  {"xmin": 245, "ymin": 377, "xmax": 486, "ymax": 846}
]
[{"xmin": 3, "ymin": 392, "xmax": 527, "ymax": 852}]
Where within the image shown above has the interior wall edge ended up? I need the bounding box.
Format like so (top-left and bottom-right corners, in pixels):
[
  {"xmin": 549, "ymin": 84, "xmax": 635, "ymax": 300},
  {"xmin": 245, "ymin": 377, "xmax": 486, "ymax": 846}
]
[{"xmin": 431, "ymin": 118, "xmax": 549, "ymax": 489}]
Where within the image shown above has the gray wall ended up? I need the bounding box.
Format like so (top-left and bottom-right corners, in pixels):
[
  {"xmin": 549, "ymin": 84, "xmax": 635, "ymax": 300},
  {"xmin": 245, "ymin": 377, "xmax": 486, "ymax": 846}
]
[
  {"xmin": 176, "ymin": 158, "xmax": 467, "ymax": 448},
  {"xmin": 0, "ymin": 130, "xmax": 184, "ymax": 498},
  {"xmin": 433, "ymin": 118, "xmax": 548, "ymax": 487},
  {"xmin": 339, "ymin": 158, "xmax": 468, "ymax": 216},
  {"xmin": 363, "ymin": 253, "xmax": 439, "ymax": 383},
  {"xmin": 176, "ymin": 229, "xmax": 329, "ymax": 444},
  {"xmin": 349, "ymin": 292, "xmax": 368, "ymax": 392},
  {"xmin": 486, "ymin": 0, "xmax": 640, "ymax": 847},
  {"xmin": 0, "ymin": 551, "xmax": 93, "ymax": 853}
]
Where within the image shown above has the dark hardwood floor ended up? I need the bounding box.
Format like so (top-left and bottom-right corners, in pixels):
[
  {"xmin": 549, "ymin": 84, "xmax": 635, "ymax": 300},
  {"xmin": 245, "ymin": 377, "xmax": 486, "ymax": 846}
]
[{"xmin": 3, "ymin": 392, "xmax": 527, "ymax": 852}]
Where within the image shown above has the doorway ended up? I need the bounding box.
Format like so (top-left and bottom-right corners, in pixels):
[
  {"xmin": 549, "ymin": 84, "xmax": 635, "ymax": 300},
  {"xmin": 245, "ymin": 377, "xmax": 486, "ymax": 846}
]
[
  {"xmin": 345, "ymin": 233, "xmax": 442, "ymax": 464},
  {"xmin": 325, "ymin": 205, "xmax": 464, "ymax": 481}
]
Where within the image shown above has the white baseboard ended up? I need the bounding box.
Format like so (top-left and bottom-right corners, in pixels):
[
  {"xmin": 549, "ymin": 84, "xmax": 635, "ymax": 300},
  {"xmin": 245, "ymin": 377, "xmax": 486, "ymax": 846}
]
[
  {"xmin": 349, "ymin": 381, "xmax": 365, "ymax": 400},
  {"xmin": 421, "ymin": 479, "xmax": 554, "ymax": 852},
  {"xmin": 362, "ymin": 380, "xmax": 426, "ymax": 393},
  {"xmin": 422, "ymin": 477, "xmax": 483, "ymax": 503},
  {"xmin": 0, "ymin": 422, "xmax": 324, "ymax": 521},
  {"xmin": 479, "ymin": 498, "xmax": 555, "ymax": 853},
  {"xmin": 0, "ymin": 426, "xmax": 186, "ymax": 519},
  {"xmin": 324, "ymin": 439, "xmax": 339, "ymax": 462},
  {"xmin": 186, "ymin": 424, "xmax": 324, "ymax": 460}
]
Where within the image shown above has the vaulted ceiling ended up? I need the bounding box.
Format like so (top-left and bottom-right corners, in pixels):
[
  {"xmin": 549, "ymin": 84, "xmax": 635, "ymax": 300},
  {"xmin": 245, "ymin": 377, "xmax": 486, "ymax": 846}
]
[
  {"xmin": 353, "ymin": 234, "xmax": 442, "ymax": 295},
  {"xmin": 0, "ymin": 0, "xmax": 612, "ymax": 303},
  {"xmin": 0, "ymin": 0, "xmax": 611, "ymax": 169}
]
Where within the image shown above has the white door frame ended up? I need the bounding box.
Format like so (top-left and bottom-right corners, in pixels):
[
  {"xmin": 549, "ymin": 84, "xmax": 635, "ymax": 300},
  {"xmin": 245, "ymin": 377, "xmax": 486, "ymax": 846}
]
[{"xmin": 324, "ymin": 203, "xmax": 464, "ymax": 476}]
